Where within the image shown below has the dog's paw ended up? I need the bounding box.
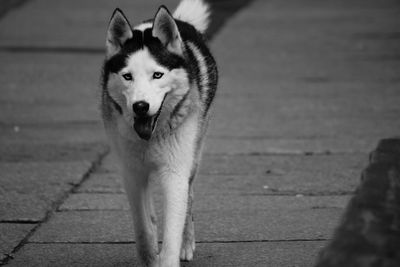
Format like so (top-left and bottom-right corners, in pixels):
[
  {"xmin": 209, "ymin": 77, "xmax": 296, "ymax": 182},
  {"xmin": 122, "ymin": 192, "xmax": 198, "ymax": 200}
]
[
  {"xmin": 137, "ymin": 245, "xmax": 159, "ymax": 267},
  {"xmin": 147, "ymin": 255, "xmax": 160, "ymax": 267},
  {"xmin": 180, "ymin": 235, "xmax": 195, "ymax": 261},
  {"xmin": 139, "ymin": 255, "xmax": 159, "ymax": 267}
]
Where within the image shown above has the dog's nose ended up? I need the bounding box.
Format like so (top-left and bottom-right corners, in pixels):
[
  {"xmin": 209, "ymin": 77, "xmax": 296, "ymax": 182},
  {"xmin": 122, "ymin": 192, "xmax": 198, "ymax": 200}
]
[{"xmin": 132, "ymin": 101, "xmax": 149, "ymax": 116}]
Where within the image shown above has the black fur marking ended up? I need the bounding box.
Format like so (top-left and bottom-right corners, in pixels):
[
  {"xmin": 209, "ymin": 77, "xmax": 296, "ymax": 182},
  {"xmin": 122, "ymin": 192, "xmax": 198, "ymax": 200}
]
[
  {"xmin": 175, "ymin": 20, "xmax": 218, "ymax": 116},
  {"xmin": 143, "ymin": 28, "xmax": 186, "ymax": 70},
  {"xmin": 203, "ymin": 55, "xmax": 218, "ymax": 116},
  {"xmin": 183, "ymin": 43, "xmax": 201, "ymax": 92},
  {"xmin": 104, "ymin": 28, "xmax": 185, "ymax": 75},
  {"xmin": 160, "ymin": 20, "xmax": 218, "ymax": 119}
]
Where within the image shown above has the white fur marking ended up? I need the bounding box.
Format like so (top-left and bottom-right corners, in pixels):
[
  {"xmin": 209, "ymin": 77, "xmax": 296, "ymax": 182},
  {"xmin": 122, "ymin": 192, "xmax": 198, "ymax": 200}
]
[
  {"xmin": 134, "ymin": 22, "xmax": 152, "ymax": 31},
  {"xmin": 123, "ymin": 48, "xmax": 170, "ymax": 115},
  {"xmin": 173, "ymin": 0, "xmax": 210, "ymax": 33}
]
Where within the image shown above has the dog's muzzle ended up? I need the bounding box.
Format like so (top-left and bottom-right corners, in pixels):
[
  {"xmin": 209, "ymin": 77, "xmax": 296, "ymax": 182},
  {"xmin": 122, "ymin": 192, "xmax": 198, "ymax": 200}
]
[{"xmin": 133, "ymin": 94, "xmax": 167, "ymax": 141}]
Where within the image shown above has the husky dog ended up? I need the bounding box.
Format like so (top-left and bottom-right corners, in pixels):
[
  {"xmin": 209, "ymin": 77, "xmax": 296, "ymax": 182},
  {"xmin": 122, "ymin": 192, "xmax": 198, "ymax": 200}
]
[{"xmin": 101, "ymin": 0, "xmax": 217, "ymax": 266}]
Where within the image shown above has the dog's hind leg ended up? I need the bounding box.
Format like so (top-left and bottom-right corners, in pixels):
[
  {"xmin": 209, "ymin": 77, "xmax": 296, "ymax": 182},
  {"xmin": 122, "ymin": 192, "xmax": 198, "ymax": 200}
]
[
  {"xmin": 180, "ymin": 130, "xmax": 207, "ymax": 262},
  {"xmin": 121, "ymin": 157, "xmax": 158, "ymax": 267},
  {"xmin": 180, "ymin": 165, "xmax": 197, "ymax": 261}
]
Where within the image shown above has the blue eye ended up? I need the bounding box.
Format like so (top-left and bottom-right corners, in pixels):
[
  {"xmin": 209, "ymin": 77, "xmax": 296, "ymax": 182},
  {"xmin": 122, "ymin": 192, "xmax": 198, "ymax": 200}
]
[
  {"xmin": 153, "ymin": 72, "xmax": 164, "ymax": 79},
  {"xmin": 122, "ymin": 73, "xmax": 133, "ymax": 81}
]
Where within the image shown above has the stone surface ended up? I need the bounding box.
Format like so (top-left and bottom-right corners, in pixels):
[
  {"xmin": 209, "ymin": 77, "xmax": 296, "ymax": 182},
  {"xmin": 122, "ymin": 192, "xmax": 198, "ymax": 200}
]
[
  {"xmin": 8, "ymin": 241, "xmax": 325, "ymax": 267},
  {"xmin": 208, "ymin": 0, "xmax": 400, "ymax": 151},
  {"xmin": 204, "ymin": 136, "xmax": 379, "ymax": 155},
  {"xmin": 31, "ymin": 195, "xmax": 345, "ymax": 242},
  {"xmin": 0, "ymin": 0, "xmax": 174, "ymax": 48},
  {"xmin": 0, "ymin": 52, "xmax": 103, "ymax": 124},
  {"xmin": 59, "ymin": 193, "xmax": 129, "ymax": 211},
  {"xmin": 0, "ymin": 122, "xmax": 106, "ymax": 147},
  {"xmin": 0, "ymin": 223, "xmax": 35, "ymax": 262},
  {"xmin": 77, "ymin": 173, "xmax": 124, "ymax": 193},
  {"xmin": 95, "ymin": 153, "xmax": 366, "ymax": 195},
  {"xmin": 59, "ymin": 192, "xmax": 350, "ymax": 212},
  {"xmin": 0, "ymin": 142, "xmax": 107, "ymax": 162},
  {"xmin": 0, "ymin": 162, "xmax": 91, "ymax": 221},
  {"xmin": 29, "ymin": 211, "xmax": 134, "ymax": 243},
  {"xmin": 0, "ymin": 0, "xmax": 253, "ymax": 49}
]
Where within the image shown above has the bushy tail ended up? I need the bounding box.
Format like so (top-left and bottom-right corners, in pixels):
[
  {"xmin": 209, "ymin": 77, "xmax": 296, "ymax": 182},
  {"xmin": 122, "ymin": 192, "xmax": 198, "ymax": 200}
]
[{"xmin": 173, "ymin": 0, "xmax": 210, "ymax": 34}]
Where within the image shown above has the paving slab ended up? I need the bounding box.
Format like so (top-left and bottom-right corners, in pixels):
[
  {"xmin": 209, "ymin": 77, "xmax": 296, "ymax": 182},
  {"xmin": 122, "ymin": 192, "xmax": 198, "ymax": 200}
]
[
  {"xmin": 30, "ymin": 194, "xmax": 344, "ymax": 242},
  {"xmin": 0, "ymin": 223, "xmax": 35, "ymax": 262},
  {"xmin": 0, "ymin": 122, "xmax": 106, "ymax": 146},
  {"xmin": 200, "ymin": 154, "xmax": 366, "ymax": 177},
  {"xmin": 0, "ymin": 52, "xmax": 103, "ymax": 124},
  {"xmin": 208, "ymin": 0, "xmax": 400, "ymax": 147},
  {"xmin": 94, "ymin": 153, "xmax": 366, "ymax": 195},
  {"xmin": 59, "ymin": 193, "xmax": 129, "ymax": 211},
  {"xmin": 204, "ymin": 136, "xmax": 378, "ymax": 155},
  {"xmin": 0, "ymin": 142, "xmax": 106, "ymax": 162},
  {"xmin": 100, "ymin": 153, "xmax": 367, "ymax": 176},
  {"xmin": 0, "ymin": 0, "xmax": 253, "ymax": 48},
  {"xmin": 197, "ymin": 154, "xmax": 365, "ymax": 195},
  {"xmin": 78, "ymin": 173, "xmax": 124, "ymax": 193},
  {"xmin": 209, "ymin": 93, "xmax": 400, "ymax": 140},
  {"xmin": 0, "ymin": 0, "xmax": 178, "ymax": 48},
  {"xmin": 8, "ymin": 241, "xmax": 325, "ymax": 267},
  {"xmin": 0, "ymin": 161, "xmax": 91, "ymax": 221},
  {"xmin": 59, "ymin": 192, "xmax": 350, "ymax": 212}
]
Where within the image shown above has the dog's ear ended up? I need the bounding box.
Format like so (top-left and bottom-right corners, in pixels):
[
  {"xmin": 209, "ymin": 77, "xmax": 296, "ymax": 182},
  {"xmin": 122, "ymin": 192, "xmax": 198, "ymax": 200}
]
[
  {"xmin": 106, "ymin": 9, "xmax": 133, "ymax": 58},
  {"xmin": 152, "ymin": 6, "xmax": 183, "ymax": 55}
]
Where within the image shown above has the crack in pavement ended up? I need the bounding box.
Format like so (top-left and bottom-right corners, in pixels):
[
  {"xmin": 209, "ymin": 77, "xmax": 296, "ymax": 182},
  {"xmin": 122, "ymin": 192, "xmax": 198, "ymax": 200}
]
[{"xmin": 1, "ymin": 148, "xmax": 110, "ymax": 265}]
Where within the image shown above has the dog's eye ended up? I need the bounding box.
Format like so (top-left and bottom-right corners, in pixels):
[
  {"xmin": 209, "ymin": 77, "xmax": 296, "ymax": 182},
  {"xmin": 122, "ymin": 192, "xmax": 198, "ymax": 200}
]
[
  {"xmin": 153, "ymin": 72, "xmax": 164, "ymax": 79},
  {"xmin": 122, "ymin": 73, "xmax": 133, "ymax": 81}
]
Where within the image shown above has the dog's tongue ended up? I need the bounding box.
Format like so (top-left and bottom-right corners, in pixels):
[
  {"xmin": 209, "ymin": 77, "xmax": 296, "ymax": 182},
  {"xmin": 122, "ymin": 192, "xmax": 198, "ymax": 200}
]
[{"xmin": 133, "ymin": 117, "xmax": 153, "ymax": 141}]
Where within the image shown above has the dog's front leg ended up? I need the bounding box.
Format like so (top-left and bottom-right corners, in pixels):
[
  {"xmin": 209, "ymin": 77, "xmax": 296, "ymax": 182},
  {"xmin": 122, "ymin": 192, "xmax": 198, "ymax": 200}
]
[
  {"xmin": 158, "ymin": 168, "xmax": 190, "ymax": 267},
  {"xmin": 122, "ymin": 162, "xmax": 158, "ymax": 267}
]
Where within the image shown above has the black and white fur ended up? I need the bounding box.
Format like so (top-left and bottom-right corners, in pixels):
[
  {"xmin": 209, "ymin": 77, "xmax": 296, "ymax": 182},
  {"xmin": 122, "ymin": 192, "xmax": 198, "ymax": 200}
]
[{"xmin": 101, "ymin": 0, "xmax": 217, "ymax": 266}]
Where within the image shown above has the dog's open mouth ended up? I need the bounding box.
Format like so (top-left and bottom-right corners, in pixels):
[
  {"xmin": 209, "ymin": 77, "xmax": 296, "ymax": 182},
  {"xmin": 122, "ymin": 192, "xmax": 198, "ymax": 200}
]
[
  {"xmin": 133, "ymin": 94, "xmax": 167, "ymax": 141},
  {"xmin": 133, "ymin": 113, "xmax": 160, "ymax": 141}
]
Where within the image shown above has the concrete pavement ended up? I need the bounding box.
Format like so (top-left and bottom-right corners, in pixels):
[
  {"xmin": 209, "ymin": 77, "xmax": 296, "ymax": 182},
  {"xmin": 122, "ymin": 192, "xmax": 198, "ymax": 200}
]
[{"xmin": 1, "ymin": 0, "xmax": 400, "ymax": 266}]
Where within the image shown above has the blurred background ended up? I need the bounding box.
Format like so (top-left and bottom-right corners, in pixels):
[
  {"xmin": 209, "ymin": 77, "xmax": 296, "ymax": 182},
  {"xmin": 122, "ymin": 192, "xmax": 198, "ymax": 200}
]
[{"xmin": 0, "ymin": 0, "xmax": 399, "ymax": 266}]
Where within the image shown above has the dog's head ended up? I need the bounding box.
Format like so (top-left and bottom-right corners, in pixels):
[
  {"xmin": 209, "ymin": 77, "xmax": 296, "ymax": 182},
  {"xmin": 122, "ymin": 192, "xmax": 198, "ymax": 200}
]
[{"xmin": 103, "ymin": 7, "xmax": 189, "ymax": 140}]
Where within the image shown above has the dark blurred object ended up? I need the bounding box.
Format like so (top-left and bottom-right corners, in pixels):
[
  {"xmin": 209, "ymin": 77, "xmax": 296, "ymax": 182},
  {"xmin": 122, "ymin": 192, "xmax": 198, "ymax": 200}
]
[
  {"xmin": 206, "ymin": 0, "xmax": 254, "ymax": 39},
  {"xmin": 0, "ymin": 0, "xmax": 27, "ymax": 20},
  {"xmin": 315, "ymin": 138, "xmax": 400, "ymax": 267}
]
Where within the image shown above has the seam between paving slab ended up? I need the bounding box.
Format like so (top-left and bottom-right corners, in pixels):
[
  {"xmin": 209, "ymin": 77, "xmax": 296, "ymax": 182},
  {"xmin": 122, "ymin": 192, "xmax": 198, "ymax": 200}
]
[
  {"xmin": 25, "ymin": 239, "xmax": 329, "ymax": 245},
  {"xmin": 0, "ymin": 45, "xmax": 105, "ymax": 54},
  {"xmin": 0, "ymin": 220, "xmax": 39, "ymax": 224},
  {"xmin": 1, "ymin": 148, "xmax": 110, "ymax": 265}
]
